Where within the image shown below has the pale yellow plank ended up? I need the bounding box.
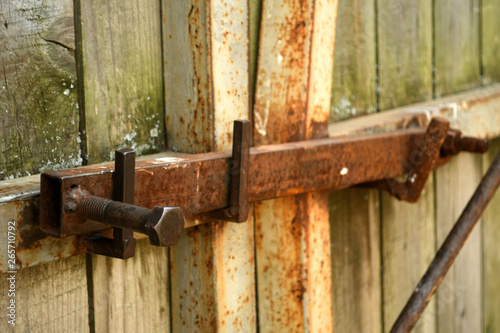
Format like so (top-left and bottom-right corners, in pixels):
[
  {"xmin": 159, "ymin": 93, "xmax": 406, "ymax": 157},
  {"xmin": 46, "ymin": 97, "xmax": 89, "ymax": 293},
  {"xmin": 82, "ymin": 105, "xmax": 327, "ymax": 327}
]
[
  {"xmin": 90, "ymin": 240, "xmax": 169, "ymax": 332},
  {"xmin": 381, "ymin": 180, "xmax": 437, "ymax": 333},
  {"xmin": 0, "ymin": 256, "xmax": 89, "ymax": 332},
  {"xmin": 329, "ymin": 188, "xmax": 382, "ymax": 333},
  {"xmin": 163, "ymin": 1, "xmax": 256, "ymax": 331},
  {"xmin": 483, "ymin": 139, "xmax": 500, "ymax": 333},
  {"xmin": 253, "ymin": 0, "xmax": 337, "ymax": 331},
  {"xmin": 435, "ymin": 154, "xmax": 483, "ymax": 333}
]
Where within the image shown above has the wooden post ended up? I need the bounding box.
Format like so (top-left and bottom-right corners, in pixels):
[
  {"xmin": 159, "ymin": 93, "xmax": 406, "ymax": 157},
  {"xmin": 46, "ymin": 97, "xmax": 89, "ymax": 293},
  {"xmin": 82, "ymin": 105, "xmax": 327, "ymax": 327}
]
[
  {"xmin": 253, "ymin": 0, "xmax": 337, "ymax": 331},
  {"xmin": 482, "ymin": 0, "xmax": 500, "ymax": 83},
  {"xmin": 162, "ymin": 1, "xmax": 256, "ymax": 331}
]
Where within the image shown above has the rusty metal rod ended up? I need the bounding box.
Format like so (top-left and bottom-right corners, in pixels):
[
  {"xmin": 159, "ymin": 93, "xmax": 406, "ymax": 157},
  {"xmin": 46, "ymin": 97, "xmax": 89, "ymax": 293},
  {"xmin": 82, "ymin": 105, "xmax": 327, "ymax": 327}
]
[{"xmin": 390, "ymin": 151, "xmax": 500, "ymax": 333}]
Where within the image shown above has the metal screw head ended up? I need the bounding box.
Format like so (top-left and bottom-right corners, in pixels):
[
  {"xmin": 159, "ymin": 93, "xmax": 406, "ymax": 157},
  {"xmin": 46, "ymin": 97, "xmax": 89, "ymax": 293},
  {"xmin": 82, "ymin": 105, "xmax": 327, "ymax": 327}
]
[{"xmin": 145, "ymin": 206, "xmax": 185, "ymax": 246}]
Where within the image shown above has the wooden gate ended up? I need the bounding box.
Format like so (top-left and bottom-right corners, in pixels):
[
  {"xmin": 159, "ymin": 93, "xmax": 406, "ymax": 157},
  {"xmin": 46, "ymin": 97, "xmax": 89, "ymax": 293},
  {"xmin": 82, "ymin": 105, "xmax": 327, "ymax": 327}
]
[{"xmin": 1, "ymin": 0, "xmax": 500, "ymax": 332}]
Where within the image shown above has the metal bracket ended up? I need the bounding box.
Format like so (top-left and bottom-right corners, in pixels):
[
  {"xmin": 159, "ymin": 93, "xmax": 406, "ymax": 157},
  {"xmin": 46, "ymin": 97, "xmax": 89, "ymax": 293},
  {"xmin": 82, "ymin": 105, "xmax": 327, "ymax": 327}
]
[
  {"xmin": 208, "ymin": 120, "xmax": 250, "ymax": 222},
  {"xmin": 362, "ymin": 118, "xmax": 489, "ymax": 202}
]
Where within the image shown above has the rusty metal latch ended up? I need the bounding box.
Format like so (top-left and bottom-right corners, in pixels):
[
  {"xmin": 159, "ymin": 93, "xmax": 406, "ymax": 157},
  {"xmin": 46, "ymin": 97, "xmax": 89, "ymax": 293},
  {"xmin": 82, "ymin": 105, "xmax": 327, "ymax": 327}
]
[{"xmin": 39, "ymin": 118, "xmax": 488, "ymax": 259}]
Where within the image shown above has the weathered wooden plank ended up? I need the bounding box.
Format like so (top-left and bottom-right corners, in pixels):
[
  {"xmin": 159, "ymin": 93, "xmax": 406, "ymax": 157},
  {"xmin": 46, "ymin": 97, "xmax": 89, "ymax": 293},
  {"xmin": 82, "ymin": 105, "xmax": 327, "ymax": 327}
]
[
  {"xmin": 381, "ymin": 180, "xmax": 436, "ymax": 333},
  {"xmin": 330, "ymin": 0, "xmax": 377, "ymax": 122},
  {"xmin": 0, "ymin": 254, "xmax": 89, "ymax": 332},
  {"xmin": 90, "ymin": 240, "xmax": 170, "ymax": 332},
  {"xmin": 483, "ymin": 138, "xmax": 500, "ymax": 333},
  {"xmin": 163, "ymin": 1, "xmax": 256, "ymax": 331},
  {"xmin": 329, "ymin": 1, "xmax": 381, "ymax": 331},
  {"xmin": 434, "ymin": 154, "xmax": 483, "ymax": 333},
  {"xmin": 434, "ymin": 6, "xmax": 483, "ymax": 329},
  {"xmin": 0, "ymin": 0, "xmax": 81, "ymax": 180},
  {"xmin": 377, "ymin": 0, "xmax": 433, "ymax": 110},
  {"xmin": 434, "ymin": 0, "xmax": 481, "ymax": 97},
  {"xmin": 74, "ymin": 0, "xmax": 165, "ymax": 164},
  {"xmin": 329, "ymin": 188, "xmax": 382, "ymax": 333},
  {"xmin": 482, "ymin": 0, "xmax": 500, "ymax": 82},
  {"xmin": 74, "ymin": 1, "xmax": 170, "ymax": 331},
  {"xmin": 377, "ymin": 1, "xmax": 435, "ymax": 332},
  {"xmin": 253, "ymin": 0, "xmax": 337, "ymax": 330}
]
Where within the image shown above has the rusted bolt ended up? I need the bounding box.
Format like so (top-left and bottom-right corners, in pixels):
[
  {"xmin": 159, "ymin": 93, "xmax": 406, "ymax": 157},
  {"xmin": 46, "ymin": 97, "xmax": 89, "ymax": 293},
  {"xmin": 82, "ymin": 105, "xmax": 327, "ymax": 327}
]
[
  {"xmin": 442, "ymin": 129, "xmax": 489, "ymax": 155},
  {"xmin": 67, "ymin": 187, "xmax": 185, "ymax": 246}
]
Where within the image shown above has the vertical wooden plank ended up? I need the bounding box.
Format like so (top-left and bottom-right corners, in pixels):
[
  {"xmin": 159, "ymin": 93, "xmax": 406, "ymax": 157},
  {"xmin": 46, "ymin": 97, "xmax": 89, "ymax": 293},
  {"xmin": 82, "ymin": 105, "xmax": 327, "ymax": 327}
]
[
  {"xmin": 377, "ymin": 0, "xmax": 433, "ymax": 110},
  {"xmin": 377, "ymin": 1, "xmax": 435, "ymax": 332},
  {"xmin": 75, "ymin": 0, "xmax": 165, "ymax": 164},
  {"xmin": 381, "ymin": 181, "xmax": 436, "ymax": 333},
  {"xmin": 434, "ymin": 2, "xmax": 482, "ymax": 329},
  {"xmin": 435, "ymin": 154, "xmax": 483, "ymax": 333},
  {"xmin": 74, "ymin": 1, "xmax": 170, "ymax": 332},
  {"xmin": 163, "ymin": 1, "xmax": 256, "ymax": 331},
  {"xmin": 0, "ymin": 1, "xmax": 89, "ymax": 331},
  {"xmin": 0, "ymin": 0, "xmax": 81, "ymax": 179},
  {"xmin": 90, "ymin": 240, "xmax": 170, "ymax": 332},
  {"xmin": 0, "ymin": 238, "xmax": 88, "ymax": 333},
  {"xmin": 482, "ymin": 0, "xmax": 500, "ymax": 82},
  {"xmin": 253, "ymin": 0, "xmax": 337, "ymax": 331},
  {"xmin": 483, "ymin": 138, "xmax": 500, "ymax": 333},
  {"xmin": 329, "ymin": 1, "xmax": 381, "ymax": 331},
  {"xmin": 330, "ymin": 0, "xmax": 377, "ymax": 122},
  {"xmin": 329, "ymin": 189, "xmax": 382, "ymax": 333},
  {"xmin": 434, "ymin": 0, "xmax": 481, "ymax": 97}
]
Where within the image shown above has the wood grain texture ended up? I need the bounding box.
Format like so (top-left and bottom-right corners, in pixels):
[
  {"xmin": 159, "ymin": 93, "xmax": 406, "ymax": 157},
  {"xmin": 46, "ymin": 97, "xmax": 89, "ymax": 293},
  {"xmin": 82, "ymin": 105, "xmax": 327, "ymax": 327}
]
[
  {"xmin": 163, "ymin": 1, "xmax": 256, "ymax": 331},
  {"xmin": 253, "ymin": 0, "xmax": 337, "ymax": 331},
  {"xmin": 377, "ymin": 2, "xmax": 435, "ymax": 332},
  {"xmin": 482, "ymin": 0, "xmax": 500, "ymax": 83},
  {"xmin": 483, "ymin": 138, "xmax": 500, "ymax": 333},
  {"xmin": 434, "ymin": 0, "xmax": 481, "ymax": 97},
  {"xmin": 90, "ymin": 240, "xmax": 170, "ymax": 333},
  {"xmin": 330, "ymin": 0, "xmax": 377, "ymax": 122},
  {"xmin": 329, "ymin": 188, "xmax": 382, "ymax": 333},
  {"xmin": 329, "ymin": 1, "xmax": 381, "ymax": 331},
  {"xmin": 74, "ymin": 1, "xmax": 171, "ymax": 331},
  {"xmin": 75, "ymin": 0, "xmax": 165, "ymax": 164},
  {"xmin": 0, "ymin": 255, "xmax": 89, "ymax": 332},
  {"xmin": 0, "ymin": 0, "xmax": 81, "ymax": 180},
  {"xmin": 377, "ymin": 0, "xmax": 433, "ymax": 110},
  {"xmin": 381, "ymin": 180, "xmax": 437, "ymax": 333},
  {"xmin": 434, "ymin": 154, "xmax": 483, "ymax": 333}
]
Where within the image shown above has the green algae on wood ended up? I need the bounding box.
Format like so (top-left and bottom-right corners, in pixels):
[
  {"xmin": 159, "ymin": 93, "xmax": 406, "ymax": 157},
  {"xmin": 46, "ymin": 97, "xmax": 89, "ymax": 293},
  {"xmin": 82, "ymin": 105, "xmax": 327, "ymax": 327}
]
[
  {"xmin": 330, "ymin": 0, "xmax": 377, "ymax": 122},
  {"xmin": 0, "ymin": 0, "xmax": 81, "ymax": 180},
  {"xmin": 74, "ymin": 0, "xmax": 165, "ymax": 164}
]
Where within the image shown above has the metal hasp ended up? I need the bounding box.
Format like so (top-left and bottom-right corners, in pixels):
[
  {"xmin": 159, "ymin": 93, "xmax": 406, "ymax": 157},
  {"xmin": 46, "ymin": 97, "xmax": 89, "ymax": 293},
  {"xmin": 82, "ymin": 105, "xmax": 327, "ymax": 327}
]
[
  {"xmin": 40, "ymin": 118, "xmax": 488, "ymax": 244},
  {"xmin": 390, "ymin": 150, "xmax": 500, "ymax": 333},
  {"xmin": 362, "ymin": 118, "xmax": 489, "ymax": 202}
]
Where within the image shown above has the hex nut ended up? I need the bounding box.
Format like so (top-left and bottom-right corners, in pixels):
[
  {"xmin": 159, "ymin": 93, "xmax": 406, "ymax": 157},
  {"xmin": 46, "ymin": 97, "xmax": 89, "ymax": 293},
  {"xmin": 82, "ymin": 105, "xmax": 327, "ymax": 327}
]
[{"xmin": 145, "ymin": 206, "xmax": 185, "ymax": 246}]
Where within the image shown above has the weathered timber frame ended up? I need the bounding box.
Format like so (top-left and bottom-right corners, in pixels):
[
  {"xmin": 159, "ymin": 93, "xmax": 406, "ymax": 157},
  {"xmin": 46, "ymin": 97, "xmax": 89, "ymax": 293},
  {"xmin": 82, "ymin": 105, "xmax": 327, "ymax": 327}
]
[{"xmin": 1, "ymin": 84, "xmax": 500, "ymax": 271}]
